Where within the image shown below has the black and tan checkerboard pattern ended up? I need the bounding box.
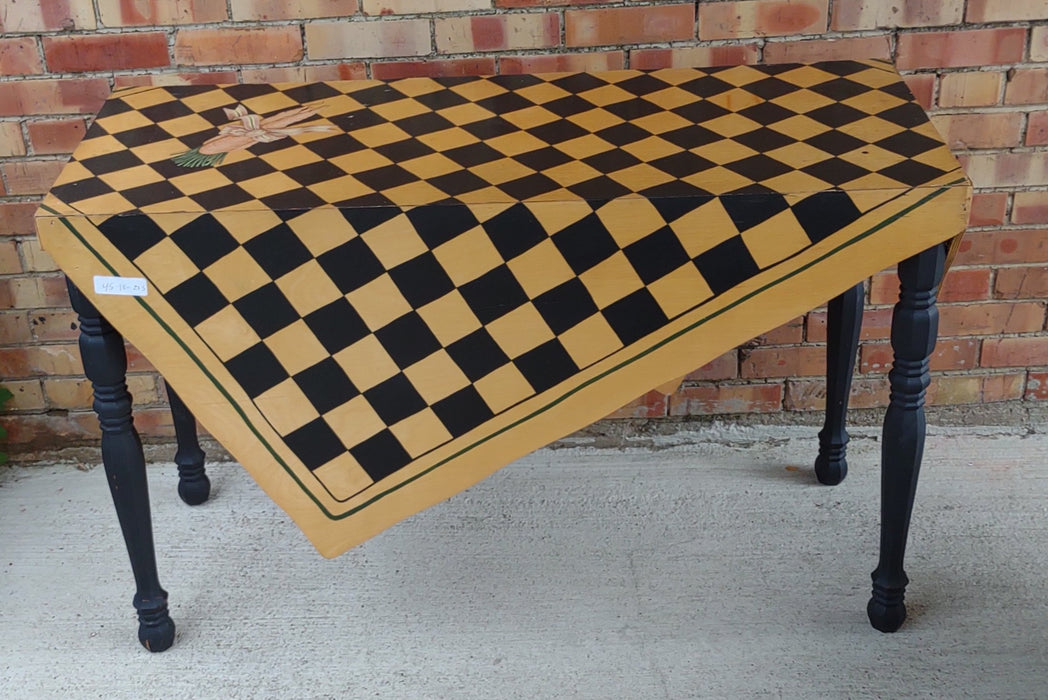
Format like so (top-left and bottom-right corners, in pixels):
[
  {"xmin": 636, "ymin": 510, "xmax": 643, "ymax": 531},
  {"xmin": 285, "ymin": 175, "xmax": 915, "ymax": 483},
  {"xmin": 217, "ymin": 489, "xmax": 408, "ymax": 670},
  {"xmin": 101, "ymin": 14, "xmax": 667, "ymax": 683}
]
[{"xmin": 38, "ymin": 61, "xmax": 970, "ymax": 556}]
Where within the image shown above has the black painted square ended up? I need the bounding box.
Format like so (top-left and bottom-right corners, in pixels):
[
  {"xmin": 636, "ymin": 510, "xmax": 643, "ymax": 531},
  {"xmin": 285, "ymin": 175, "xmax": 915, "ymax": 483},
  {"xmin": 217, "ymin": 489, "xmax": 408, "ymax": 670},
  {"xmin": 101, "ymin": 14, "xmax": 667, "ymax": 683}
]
[
  {"xmin": 170, "ymin": 214, "xmax": 239, "ymax": 269},
  {"xmin": 693, "ymin": 236, "xmax": 761, "ymax": 294},
  {"xmin": 232, "ymin": 282, "xmax": 301, "ymax": 338},
  {"xmin": 243, "ymin": 223, "xmax": 314, "ymax": 279},
  {"xmin": 294, "ymin": 357, "xmax": 359, "ymax": 415},
  {"xmin": 225, "ymin": 343, "xmax": 289, "ymax": 398},
  {"xmin": 514, "ymin": 339, "xmax": 579, "ymax": 393},
  {"xmin": 601, "ymin": 288, "xmax": 669, "ymax": 346},
  {"xmin": 792, "ymin": 190, "xmax": 862, "ymax": 244},
  {"xmin": 389, "ymin": 252, "xmax": 455, "ymax": 308},
  {"xmin": 551, "ymin": 213, "xmax": 619, "ymax": 275},
  {"xmin": 483, "ymin": 203, "xmax": 547, "ymax": 260},
  {"xmin": 363, "ymin": 373, "xmax": 427, "ymax": 425},
  {"xmin": 304, "ymin": 298, "xmax": 370, "ymax": 354},
  {"xmin": 98, "ymin": 214, "xmax": 167, "ymax": 260},
  {"xmin": 533, "ymin": 278, "xmax": 598, "ymax": 334},
  {"xmin": 623, "ymin": 227, "xmax": 691, "ymax": 284},
  {"xmin": 351, "ymin": 429, "xmax": 412, "ymax": 481},
  {"xmin": 374, "ymin": 311, "xmax": 442, "ymax": 369},
  {"xmin": 166, "ymin": 273, "xmax": 228, "ymax": 327},
  {"xmin": 459, "ymin": 265, "xmax": 529, "ymax": 324},
  {"xmin": 284, "ymin": 418, "xmax": 346, "ymax": 471},
  {"xmin": 317, "ymin": 236, "xmax": 386, "ymax": 294},
  {"xmin": 432, "ymin": 385, "xmax": 495, "ymax": 437},
  {"xmin": 720, "ymin": 190, "xmax": 789, "ymax": 232},
  {"xmin": 406, "ymin": 204, "xmax": 480, "ymax": 248},
  {"xmin": 446, "ymin": 328, "xmax": 510, "ymax": 382}
]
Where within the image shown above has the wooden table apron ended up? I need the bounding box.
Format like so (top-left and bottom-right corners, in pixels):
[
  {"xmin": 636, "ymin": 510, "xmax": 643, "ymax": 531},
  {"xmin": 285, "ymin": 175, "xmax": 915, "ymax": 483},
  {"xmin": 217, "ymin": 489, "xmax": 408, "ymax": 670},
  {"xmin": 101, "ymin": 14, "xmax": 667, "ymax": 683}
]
[{"xmin": 36, "ymin": 61, "xmax": 970, "ymax": 558}]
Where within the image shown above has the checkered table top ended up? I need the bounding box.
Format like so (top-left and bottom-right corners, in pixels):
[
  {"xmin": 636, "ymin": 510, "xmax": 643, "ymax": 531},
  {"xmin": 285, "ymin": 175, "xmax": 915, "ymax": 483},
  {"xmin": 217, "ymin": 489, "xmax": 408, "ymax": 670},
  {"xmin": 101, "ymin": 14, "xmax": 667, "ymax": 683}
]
[{"xmin": 38, "ymin": 61, "xmax": 970, "ymax": 556}]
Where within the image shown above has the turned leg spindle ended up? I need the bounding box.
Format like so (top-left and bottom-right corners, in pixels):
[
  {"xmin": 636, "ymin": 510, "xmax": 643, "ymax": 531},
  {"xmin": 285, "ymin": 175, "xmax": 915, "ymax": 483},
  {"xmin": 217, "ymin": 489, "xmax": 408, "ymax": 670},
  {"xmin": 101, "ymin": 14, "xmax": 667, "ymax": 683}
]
[
  {"xmin": 867, "ymin": 243, "xmax": 947, "ymax": 633},
  {"xmin": 68, "ymin": 279, "xmax": 175, "ymax": 652},
  {"xmin": 165, "ymin": 383, "xmax": 210, "ymax": 506},
  {"xmin": 815, "ymin": 282, "xmax": 864, "ymax": 485}
]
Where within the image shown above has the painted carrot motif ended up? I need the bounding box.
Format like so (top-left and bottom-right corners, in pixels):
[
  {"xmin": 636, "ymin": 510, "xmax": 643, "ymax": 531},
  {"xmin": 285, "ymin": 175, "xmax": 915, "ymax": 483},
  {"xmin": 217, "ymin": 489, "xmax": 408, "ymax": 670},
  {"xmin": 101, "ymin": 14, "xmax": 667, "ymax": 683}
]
[{"xmin": 173, "ymin": 104, "xmax": 336, "ymax": 167}]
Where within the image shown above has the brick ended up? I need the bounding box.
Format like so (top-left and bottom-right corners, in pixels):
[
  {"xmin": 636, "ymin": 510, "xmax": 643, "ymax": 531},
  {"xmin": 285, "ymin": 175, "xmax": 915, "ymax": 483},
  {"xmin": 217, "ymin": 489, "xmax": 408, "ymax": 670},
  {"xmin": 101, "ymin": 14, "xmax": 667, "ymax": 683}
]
[
  {"xmin": 0, "ymin": 122, "xmax": 26, "ymax": 157},
  {"xmin": 307, "ymin": 19, "xmax": 431, "ymax": 59},
  {"xmin": 1034, "ymin": 26, "xmax": 1048, "ymax": 63},
  {"xmin": 501, "ymin": 51, "xmax": 625, "ymax": 74},
  {"xmin": 938, "ymin": 301, "xmax": 1046, "ymax": 336},
  {"xmin": 175, "ymin": 27, "xmax": 302, "ymax": 65},
  {"xmin": 763, "ymin": 35, "xmax": 889, "ymax": 63},
  {"xmin": 19, "ymin": 238, "xmax": 58, "ymax": 273},
  {"xmin": 0, "ymin": 0, "xmax": 95, "ymax": 31},
  {"xmin": 784, "ymin": 377, "xmax": 887, "ymax": 411},
  {"xmin": 567, "ymin": 4, "xmax": 695, "ymax": 47},
  {"xmin": 2, "ymin": 161, "xmax": 64, "ymax": 195},
  {"xmin": 929, "ymin": 113, "xmax": 1023, "ymax": 151},
  {"xmin": 631, "ymin": 45, "xmax": 758, "ymax": 70},
  {"xmin": 901, "ymin": 74, "xmax": 934, "ymax": 111},
  {"xmin": 969, "ymin": 192, "xmax": 1008, "ymax": 227},
  {"xmin": 762, "ymin": 316, "xmax": 806, "ymax": 345},
  {"xmin": 0, "ymin": 240, "xmax": 21, "ymax": 274},
  {"xmin": 955, "ymin": 229, "xmax": 1048, "ymax": 265},
  {"xmin": 1005, "ymin": 69, "xmax": 1048, "ymax": 105},
  {"xmin": 2, "ymin": 412, "xmax": 101, "ymax": 448},
  {"xmin": 498, "ymin": 0, "xmax": 615, "ymax": 6},
  {"xmin": 995, "ymin": 267, "xmax": 1048, "ymax": 299},
  {"xmin": 373, "ymin": 58, "xmax": 495, "ymax": 80},
  {"xmin": 604, "ymin": 389, "xmax": 668, "ymax": 419},
  {"xmin": 112, "ymin": 71, "xmax": 239, "ymax": 89},
  {"xmin": 436, "ymin": 13, "xmax": 560, "ymax": 53},
  {"xmin": 0, "ymin": 37, "xmax": 42, "ymax": 74},
  {"xmin": 698, "ymin": 0, "xmax": 827, "ymax": 41},
  {"xmin": 740, "ymin": 345, "xmax": 824, "ymax": 378},
  {"xmin": 241, "ymin": 64, "xmax": 368, "ymax": 83},
  {"xmin": 684, "ymin": 351, "xmax": 738, "ymax": 381},
  {"xmin": 926, "ymin": 375, "xmax": 981, "ymax": 406},
  {"xmin": 97, "ymin": 0, "xmax": 225, "ymax": 26},
  {"xmin": 29, "ymin": 310, "xmax": 80, "ymax": 341},
  {"xmin": 44, "ymin": 33, "xmax": 169, "ymax": 73},
  {"xmin": 25, "ymin": 118, "xmax": 87, "ymax": 155},
  {"xmin": 234, "ymin": 0, "xmax": 359, "ymax": 20},
  {"xmin": 860, "ymin": 339, "xmax": 979, "ymax": 373},
  {"xmin": 0, "ymin": 202, "xmax": 39, "ymax": 235},
  {"xmin": 1027, "ymin": 371, "xmax": 1048, "ymax": 400},
  {"xmin": 0, "ymin": 312, "xmax": 32, "ymax": 344},
  {"xmin": 807, "ymin": 307, "xmax": 892, "ymax": 342},
  {"xmin": 1, "ymin": 275, "xmax": 68, "ymax": 309},
  {"xmin": 937, "ymin": 71, "xmax": 1002, "ymax": 108},
  {"xmin": 0, "ymin": 79, "xmax": 109, "ymax": 116},
  {"xmin": 832, "ymin": 0, "xmax": 962, "ymax": 30},
  {"xmin": 1028, "ymin": 111, "xmax": 1048, "ymax": 147},
  {"xmin": 982, "ymin": 372, "xmax": 1025, "ymax": 402},
  {"xmin": 125, "ymin": 343, "xmax": 157, "ymax": 372},
  {"xmin": 4, "ymin": 379, "xmax": 45, "ymax": 411},
  {"xmin": 981, "ymin": 337, "xmax": 1048, "ymax": 368},
  {"xmin": 896, "ymin": 29, "xmax": 1025, "ymax": 70},
  {"xmin": 0, "ymin": 343, "xmax": 83, "ymax": 377},
  {"xmin": 967, "ymin": 0, "xmax": 1048, "ymax": 22},
  {"xmin": 961, "ymin": 152, "xmax": 1048, "ymax": 189},
  {"xmin": 365, "ymin": 0, "xmax": 486, "ymax": 13},
  {"xmin": 669, "ymin": 383, "xmax": 782, "ymax": 415},
  {"xmin": 1013, "ymin": 192, "xmax": 1048, "ymax": 225}
]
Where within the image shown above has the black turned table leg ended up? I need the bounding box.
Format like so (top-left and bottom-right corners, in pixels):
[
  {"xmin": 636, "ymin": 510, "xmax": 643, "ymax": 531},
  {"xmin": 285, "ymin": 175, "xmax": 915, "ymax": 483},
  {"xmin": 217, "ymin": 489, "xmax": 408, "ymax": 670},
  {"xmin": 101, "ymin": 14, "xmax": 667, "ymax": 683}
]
[
  {"xmin": 867, "ymin": 243, "xmax": 947, "ymax": 633},
  {"xmin": 815, "ymin": 282, "xmax": 864, "ymax": 485},
  {"xmin": 67, "ymin": 280, "xmax": 175, "ymax": 652},
  {"xmin": 165, "ymin": 383, "xmax": 210, "ymax": 506}
]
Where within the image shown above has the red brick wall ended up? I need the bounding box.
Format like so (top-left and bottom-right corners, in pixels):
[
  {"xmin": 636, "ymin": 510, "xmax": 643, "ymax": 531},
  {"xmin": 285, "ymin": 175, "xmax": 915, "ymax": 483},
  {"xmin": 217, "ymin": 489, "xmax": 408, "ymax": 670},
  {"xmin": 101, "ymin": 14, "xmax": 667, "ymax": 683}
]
[{"xmin": 1, "ymin": 1, "xmax": 1046, "ymax": 447}]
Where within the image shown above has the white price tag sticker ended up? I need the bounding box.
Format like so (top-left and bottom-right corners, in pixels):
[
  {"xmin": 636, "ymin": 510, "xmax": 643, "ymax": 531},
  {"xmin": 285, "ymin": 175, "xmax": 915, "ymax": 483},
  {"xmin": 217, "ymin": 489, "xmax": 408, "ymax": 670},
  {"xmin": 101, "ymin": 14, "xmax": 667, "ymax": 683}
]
[{"xmin": 93, "ymin": 275, "xmax": 148, "ymax": 297}]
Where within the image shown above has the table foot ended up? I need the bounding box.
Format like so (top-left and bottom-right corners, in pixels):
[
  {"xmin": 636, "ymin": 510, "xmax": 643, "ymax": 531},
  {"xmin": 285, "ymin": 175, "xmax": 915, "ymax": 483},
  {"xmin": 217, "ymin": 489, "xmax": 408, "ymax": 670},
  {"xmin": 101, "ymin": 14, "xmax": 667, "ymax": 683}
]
[
  {"xmin": 867, "ymin": 242, "xmax": 946, "ymax": 633},
  {"xmin": 166, "ymin": 383, "xmax": 210, "ymax": 506},
  {"xmin": 135, "ymin": 591, "xmax": 176, "ymax": 652},
  {"xmin": 815, "ymin": 281, "xmax": 864, "ymax": 486}
]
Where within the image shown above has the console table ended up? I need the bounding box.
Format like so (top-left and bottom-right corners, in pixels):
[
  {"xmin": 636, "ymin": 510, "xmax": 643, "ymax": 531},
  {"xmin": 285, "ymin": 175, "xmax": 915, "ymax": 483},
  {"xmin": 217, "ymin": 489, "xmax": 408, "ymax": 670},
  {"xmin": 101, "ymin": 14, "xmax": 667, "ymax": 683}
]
[{"xmin": 36, "ymin": 60, "xmax": 970, "ymax": 651}]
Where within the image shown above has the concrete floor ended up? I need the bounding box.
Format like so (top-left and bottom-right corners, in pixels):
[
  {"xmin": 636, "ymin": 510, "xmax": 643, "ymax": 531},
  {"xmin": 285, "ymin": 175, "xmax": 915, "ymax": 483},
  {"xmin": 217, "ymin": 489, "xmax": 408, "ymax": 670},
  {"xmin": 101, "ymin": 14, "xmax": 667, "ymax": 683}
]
[{"xmin": 1, "ymin": 425, "xmax": 1047, "ymax": 699}]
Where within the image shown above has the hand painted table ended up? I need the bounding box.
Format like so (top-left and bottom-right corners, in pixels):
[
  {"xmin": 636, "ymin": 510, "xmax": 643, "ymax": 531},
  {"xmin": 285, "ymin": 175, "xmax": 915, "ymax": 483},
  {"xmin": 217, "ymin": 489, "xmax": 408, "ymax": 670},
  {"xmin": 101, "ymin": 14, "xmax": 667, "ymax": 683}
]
[{"xmin": 36, "ymin": 60, "xmax": 970, "ymax": 651}]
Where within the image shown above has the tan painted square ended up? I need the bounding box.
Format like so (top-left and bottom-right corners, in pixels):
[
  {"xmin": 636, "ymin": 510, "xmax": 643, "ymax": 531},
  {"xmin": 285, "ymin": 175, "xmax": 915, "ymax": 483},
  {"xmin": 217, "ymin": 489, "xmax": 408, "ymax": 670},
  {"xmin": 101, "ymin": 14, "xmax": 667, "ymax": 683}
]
[
  {"xmin": 473, "ymin": 363, "xmax": 534, "ymax": 413},
  {"xmin": 168, "ymin": 168, "xmax": 235, "ymax": 196},
  {"xmin": 433, "ymin": 226, "xmax": 503, "ymax": 286},
  {"xmin": 762, "ymin": 170, "xmax": 836, "ymax": 196},
  {"xmin": 767, "ymin": 112, "xmax": 831, "ymax": 140},
  {"xmin": 241, "ymin": 92, "xmax": 300, "ymax": 116},
  {"xmin": 205, "ymin": 248, "xmax": 270, "ymax": 301},
  {"xmin": 555, "ymin": 134, "xmax": 616, "ymax": 160},
  {"xmin": 558, "ymin": 313, "xmax": 622, "ymax": 368},
  {"xmin": 717, "ymin": 65, "xmax": 767, "ymax": 87},
  {"xmin": 646, "ymin": 263, "xmax": 713, "ymax": 319},
  {"xmin": 359, "ymin": 215, "xmax": 426, "ymax": 269},
  {"xmin": 353, "ymin": 122, "xmax": 412, "ymax": 148},
  {"xmin": 194, "ymin": 305, "xmax": 262, "ymax": 361},
  {"xmin": 134, "ymin": 238, "xmax": 199, "ymax": 293},
  {"xmin": 838, "ymin": 116, "xmax": 903, "ymax": 143},
  {"xmin": 525, "ymin": 199, "xmax": 592, "ymax": 235},
  {"xmin": 330, "ymin": 149, "xmax": 391, "ymax": 175},
  {"xmin": 254, "ymin": 378, "xmax": 319, "ymax": 434},
  {"xmin": 767, "ymin": 141, "xmax": 838, "ymax": 169},
  {"xmin": 693, "ymin": 139, "xmax": 758, "ymax": 166},
  {"xmin": 486, "ymin": 304, "xmax": 554, "ymax": 359},
  {"xmin": 276, "ymin": 260, "xmax": 342, "ymax": 316},
  {"xmin": 416, "ymin": 290, "xmax": 482, "ymax": 346},
  {"xmin": 703, "ymin": 113, "xmax": 764, "ymax": 139},
  {"xmin": 323, "ymin": 394, "xmax": 386, "ymax": 445},
  {"xmin": 621, "ymin": 135, "xmax": 682, "ymax": 162},
  {"xmin": 237, "ymin": 171, "xmax": 304, "ymax": 199},
  {"xmin": 95, "ymin": 109, "xmax": 154, "ymax": 134},
  {"xmin": 212, "ymin": 210, "xmax": 285, "ymax": 244},
  {"xmin": 507, "ymin": 238, "xmax": 575, "ymax": 298},
  {"xmin": 382, "ymin": 180, "xmax": 448, "ymax": 206},
  {"xmin": 390, "ymin": 408, "xmax": 453, "ymax": 458},
  {"xmin": 98, "ymin": 163, "xmax": 164, "ymax": 191},
  {"xmin": 643, "ymin": 86, "xmax": 702, "ymax": 110},
  {"xmin": 181, "ymin": 90, "xmax": 236, "ymax": 113},
  {"xmin": 597, "ymin": 198, "xmax": 666, "ymax": 248},
  {"xmin": 450, "ymin": 79, "xmax": 506, "ymax": 102},
  {"xmin": 843, "ymin": 89, "xmax": 905, "ymax": 116},
  {"xmin": 632, "ymin": 111, "xmax": 692, "ymax": 135},
  {"xmin": 569, "ymin": 108, "xmax": 624, "ymax": 133},
  {"xmin": 400, "ymin": 153, "xmax": 462, "ymax": 179},
  {"xmin": 418, "ymin": 122, "xmax": 482, "ymax": 148},
  {"xmin": 469, "ymin": 158, "xmax": 535, "ymax": 185},
  {"xmin": 265, "ymin": 320, "xmax": 329, "ymax": 375},
  {"xmin": 581, "ymin": 84, "xmax": 634, "ymax": 107},
  {"xmin": 347, "ymin": 275, "xmax": 412, "ymax": 331},
  {"xmin": 257, "ymin": 144, "xmax": 322, "ymax": 171},
  {"xmin": 579, "ymin": 252, "xmax": 644, "ymax": 309},
  {"xmin": 502, "ymin": 105, "xmax": 559, "ymax": 131},
  {"xmin": 682, "ymin": 166, "xmax": 753, "ymax": 196},
  {"xmin": 312, "ymin": 452, "xmax": 372, "ymax": 500},
  {"xmin": 465, "ymin": 201, "xmax": 514, "ymax": 223},
  {"xmin": 740, "ymin": 209, "xmax": 812, "ymax": 270},
  {"xmin": 671, "ymin": 199, "xmax": 742, "ymax": 257},
  {"xmin": 402, "ymin": 350, "xmax": 470, "ymax": 404},
  {"xmin": 840, "ymin": 144, "xmax": 904, "ymax": 172},
  {"xmin": 543, "ymin": 160, "xmax": 603, "ymax": 188},
  {"xmin": 609, "ymin": 163, "xmax": 674, "ymax": 192},
  {"xmin": 516, "ymin": 82, "xmax": 570, "ymax": 105},
  {"xmin": 772, "ymin": 65, "xmax": 835, "ymax": 89},
  {"xmin": 286, "ymin": 208, "xmax": 357, "ymax": 256},
  {"xmin": 140, "ymin": 196, "xmax": 204, "ymax": 216},
  {"xmin": 159, "ymin": 114, "xmax": 217, "ymax": 138},
  {"xmin": 371, "ymin": 97, "xmax": 430, "ymax": 122},
  {"xmin": 306, "ymin": 175, "xmax": 378, "ymax": 207},
  {"xmin": 486, "ymin": 131, "xmax": 549, "ymax": 157}
]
